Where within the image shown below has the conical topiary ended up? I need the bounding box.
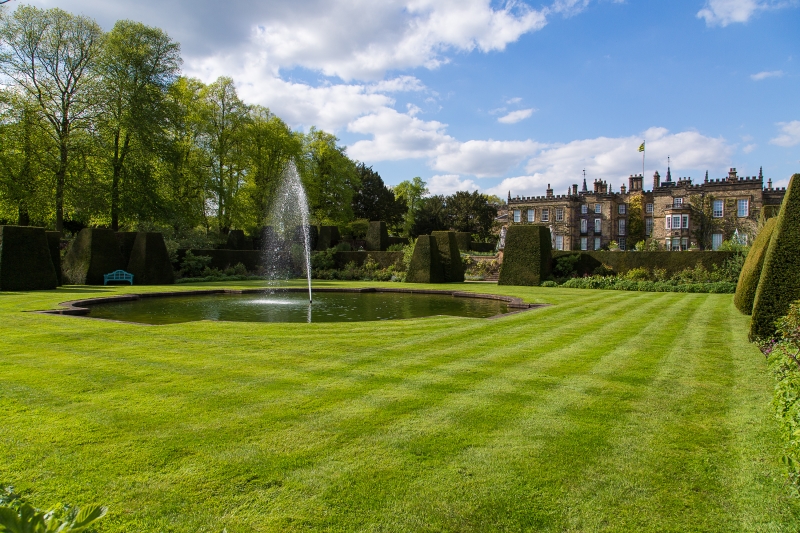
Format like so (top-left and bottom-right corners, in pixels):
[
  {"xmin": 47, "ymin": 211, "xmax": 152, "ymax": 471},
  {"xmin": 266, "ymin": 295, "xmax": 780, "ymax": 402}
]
[
  {"xmin": 750, "ymin": 174, "xmax": 800, "ymax": 339},
  {"xmin": 733, "ymin": 217, "xmax": 776, "ymax": 315}
]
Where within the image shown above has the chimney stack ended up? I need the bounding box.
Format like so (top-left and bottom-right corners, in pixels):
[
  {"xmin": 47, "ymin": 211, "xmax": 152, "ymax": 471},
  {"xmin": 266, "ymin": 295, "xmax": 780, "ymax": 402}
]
[
  {"xmin": 546, "ymin": 183, "xmax": 554, "ymax": 198},
  {"xmin": 728, "ymin": 168, "xmax": 738, "ymax": 181},
  {"xmin": 653, "ymin": 170, "xmax": 661, "ymax": 189}
]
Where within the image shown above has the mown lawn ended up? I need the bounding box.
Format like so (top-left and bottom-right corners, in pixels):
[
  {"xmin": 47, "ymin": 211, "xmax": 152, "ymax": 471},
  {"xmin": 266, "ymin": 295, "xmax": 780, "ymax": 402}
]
[{"xmin": 1, "ymin": 281, "xmax": 798, "ymax": 532}]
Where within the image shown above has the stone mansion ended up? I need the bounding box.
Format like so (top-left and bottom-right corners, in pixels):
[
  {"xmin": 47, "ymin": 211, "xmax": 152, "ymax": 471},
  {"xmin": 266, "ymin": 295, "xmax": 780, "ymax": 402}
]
[{"xmin": 506, "ymin": 167, "xmax": 786, "ymax": 251}]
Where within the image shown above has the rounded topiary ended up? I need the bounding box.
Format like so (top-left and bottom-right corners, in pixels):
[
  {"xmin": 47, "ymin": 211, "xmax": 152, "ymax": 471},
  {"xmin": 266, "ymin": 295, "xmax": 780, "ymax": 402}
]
[
  {"xmin": 750, "ymin": 174, "xmax": 800, "ymax": 340},
  {"xmin": 733, "ymin": 217, "xmax": 777, "ymax": 315},
  {"xmin": 498, "ymin": 225, "xmax": 552, "ymax": 286}
]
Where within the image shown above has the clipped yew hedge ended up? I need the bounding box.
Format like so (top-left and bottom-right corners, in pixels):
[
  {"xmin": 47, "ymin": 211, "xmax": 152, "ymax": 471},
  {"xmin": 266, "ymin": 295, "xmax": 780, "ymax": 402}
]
[
  {"xmin": 317, "ymin": 226, "xmax": 340, "ymax": 250},
  {"xmin": 366, "ymin": 221, "xmax": 388, "ymax": 251},
  {"xmin": 751, "ymin": 174, "xmax": 800, "ymax": 340},
  {"xmin": 333, "ymin": 251, "xmax": 403, "ymax": 269},
  {"xmin": 455, "ymin": 232, "xmax": 471, "ymax": 252},
  {"xmin": 498, "ymin": 225, "xmax": 552, "ymax": 286},
  {"xmin": 432, "ymin": 231, "xmax": 465, "ymax": 282},
  {"xmin": 45, "ymin": 231, "xmax": 62, "ymax": 286},
  {"xmin": 62, "ymin": 228, "xmax": 125, "ymax": 285},
  {"xmin": 406, "ymin": 235, "xmax": 444, "ymax": 283},
  {"xmin": 115, "ymin": 231, "xmax": 138, "ymax": 267},
  {"xmin": 0, "ymin": 226, "xmax": 58, "ymax": 291},
  {"xmin": 734, "ymin": 217, "xmax": 777, "ymax": 315},
  {"xmin": 551, "ymin": 250, "xmax": 736, "ymax": 276},
  {"xmin": 127, "ymin": 232, "xmax": 175, "ymax": 285}
]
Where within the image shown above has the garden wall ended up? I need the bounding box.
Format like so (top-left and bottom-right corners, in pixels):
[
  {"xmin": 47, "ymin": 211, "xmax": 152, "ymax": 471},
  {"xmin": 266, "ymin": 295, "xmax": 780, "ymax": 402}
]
[{"xmin": 551, "ymin": 250, "xmax": 737, "ymax": 276}]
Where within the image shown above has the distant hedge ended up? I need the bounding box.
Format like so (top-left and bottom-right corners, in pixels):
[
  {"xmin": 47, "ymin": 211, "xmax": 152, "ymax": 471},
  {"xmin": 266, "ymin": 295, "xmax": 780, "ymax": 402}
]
[
  {"xmin": 551, "ymin": 250, "xmax": 736, "ymax": 276},
  {"xmin": 0, "ymin": 226, "xmax": 58, "ymax": 291},
  {"xmin": 751, "ymin": 174, "xmax": 800, "ymax": 339},
  {"xmin": 366, "ymin": 221, "xmax": 388, "ymax": 251},
  {"xmin": 455, "ymin": 232, "xmax": 471, "ymax": 252},
  {"xmin": 734, "ymin": 217, "xmax": 777, "ymax": 315},
  {"xmin": 470, "ymin": 242, "xmax": 496, "ymax": 253},
  {"xmin": 127, "ymin": 232, "xmax": 175, "ymax": 285},
  {"xmin": 406, "ymin": 235, "xmax": 444, "ymax": 283},
  {"xmin": 317, "ymin": 226, "xmax": 340, "ymax": 250},
  {"xmin": 759, "ymin": 204, "xmax": 781, "ymax": 226},
  {"xmin": 499, "ymin": 225, "xmax": 552, "ymax": 286},
  {"xmin": 432, "ymin": 231, "xmax": 464, "ymax": 282},
  {"xmin": 226, "ymin": 229, "xmax": 253, "ymax": 250},
  {"xmin": 63, "ymin": 228, "xmax": 125, "ymax": 285},
  {"xmin": 333, "ymin": 251, "xmax": 403, "ymax": 269},
  {"xmin": 562, "ymin": 276, "xmax": 735, "ymax": 293},
  {"xmin": 176, "ymin": 249, "xmax": 261, "ymax": 271},
  {"xmin": 45, "ymin": 231, "xmax": 62, "ymax": 286}
]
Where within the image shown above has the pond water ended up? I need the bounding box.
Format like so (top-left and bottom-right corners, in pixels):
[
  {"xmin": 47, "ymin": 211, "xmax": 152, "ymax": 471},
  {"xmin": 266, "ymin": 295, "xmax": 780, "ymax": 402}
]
[{"xmin": 84, "ymin": 291, "xmax": 511, "ymax": 324}]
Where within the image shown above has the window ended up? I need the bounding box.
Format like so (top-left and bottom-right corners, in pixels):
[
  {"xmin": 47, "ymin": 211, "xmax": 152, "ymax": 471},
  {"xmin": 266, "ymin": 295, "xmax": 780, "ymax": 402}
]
[
  {"xmin": 541, "ymin": 208, "xmax": 550, "ymax": 222},
  {"xmin": 645, "ymin": 217, "xmax": 653, "ymax": 236},
  {"xmin": 556, "ymin": 208, "xmax": 564, "ymax": 222},
  {"xmin": 646, "ymin": 203, "xmax": 654, "ymax": 214},
  {"xmin": 681, "ymin": 214, "xmax": 689, "ymax": 229},
  {"xmin": 665, "ymin": 238, "xmax": 671, "ymax": 250},
  {"xmin": 619, "ymin": 237, "xmax": 626, "ymax": 251},
  {"xmin": 594, "ymin": 237, "xmax": 601, "ymax": 250},
  {"xmin": 580, "ymin": 219, "xmax": 587, "ymax": 233},
  {"xmin": 737, "ymin": 199, "xmax": 749, "ymax": 217},
  {"xmin": 581, "ymin": 204, "xmax": 588, "ymax": 214},
  {"xmin": 713, "ymin": 200, "xmax": 723, "ymax": 218},
  {"xmin": 618, "ymin": 204, "xmax": 626, "ymax": 214},
  {"xmin": 580, "ymin": 237, "xmax": 588, "ymax": 250},
  {"xmin": 681, "ymin": 237, "xmax": 688, "ymax": 251},
  {"xmin": 666, "ymin": 216, "xmax": 671, "ymax": 230},
  {"xmin": 595, "ymin": 203, "xmax": 602, "ymax": 214},
  {"xmin": 555, "ymin": 235, "xmax": 564, "ymax": 250},
  {"xmin": 594, "ymin": 218, "xmax": 601, "ymax": 232},
  {"xmin": 527, "ymin": 209, "xmax": 534, "ymax": 223},
  {"xmin": 513, "ymin": 209, "xmax": 520, "ymax": 223},
  {"xmin": 672, "ymin": 240, "xmax": 681, "ymax": 251},
  {"xmin": 674, "ymin": 197, "xmax": 683, "ymax": 206},
  {"xmin": 618, "ymin": 219, "xmax": 626, "ymax": 235},
  {"xmin": 672, "ymin": 215, "xmax": 681, "ymax": 230},
  {"xmin": 712, "ymin": 233, "xmax": 723, "ymax": 250}
]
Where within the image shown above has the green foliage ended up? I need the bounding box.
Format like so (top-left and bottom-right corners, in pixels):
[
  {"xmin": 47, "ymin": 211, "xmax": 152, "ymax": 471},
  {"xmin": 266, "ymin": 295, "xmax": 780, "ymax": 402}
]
[
  {"xmin": 498, "ymin": 225, "xmax": 552, "ymax": 286},
  {"xmin": 540, "ymin": 280, "xmax": 559, "ymax": 287},
  {"xmin": 627, "ymin": 193, "xmax": 645, "ymax": 242},
  {"xmin": 623, "ymin": 267, "xmax": 650, "ymax": 281},
  {"xmin": 393, "ymin": 177, "xmax": 428, "ymax": 236},
  {"xmin": 551, "ymin": 250, "xmax": 738, "ymax": 278},
  {"xmin": 759, "ymin": 301, "xmax": 800, "ymax": 492},
  {"xmin": 0, "ymin": 485, "xmax": 106, "ymax": 533},
  {"xmin": 310, "ymin": 248, "xmax": 336, "ymax": 271},
  {"xmin": 751, "ymin": 174, "xmax": 800, "ymax": 340},
  {"xmin": 339, "ymin": 219, "xmax": 369, "ymax": 239},
  {"xmin": 365, "ymin": 221, "xmax": 388, "ymax": 252},
  {"xmin": 463, "ymin": 256, "xmax": 500, "ymax": 281},
  {"xmin": 445, "ymin": 191, "xmax": 498, "ymax": 241},
  {"xmin": 0, "ymin": 226, "xmax": 59, "ymax": 290},
  {"xmin": 62, "ymin": 228, "xmax": 124, "ymax": 285},
  {"xmin": 179, "ymin": 250, "xmax": 212, "ymax": 278},
  {"xmin": 735, "ymin": 218, "xmax": 777, "ymax": 314},
  {"xmin": 553, "ymin": 254, "xmax": 580, "ymax": 278},
  {"xmin": 410, "ymin": 195, "xmax": 448, "ymax": 238},
  {"xmin": 351, "ymin": 164, "xmax": 406, "ymax": 228},
  {"xmin": 301, "ymin": 128, "xmax": 359, "ymax": 226},
  {"xmin": 126, "ymin": 232, "xmax": 175, "ymax": 285},
  {"xmin": 561, "ymin": 276, "xmax": 736, "ymax": 293}
]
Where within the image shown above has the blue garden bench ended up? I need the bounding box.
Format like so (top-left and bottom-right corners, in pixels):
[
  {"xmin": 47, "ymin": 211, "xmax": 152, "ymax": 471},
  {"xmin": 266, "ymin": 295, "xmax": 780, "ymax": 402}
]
[{"xmin": 103, "ymin": 270, "xmax": 134, "ymax": 285}]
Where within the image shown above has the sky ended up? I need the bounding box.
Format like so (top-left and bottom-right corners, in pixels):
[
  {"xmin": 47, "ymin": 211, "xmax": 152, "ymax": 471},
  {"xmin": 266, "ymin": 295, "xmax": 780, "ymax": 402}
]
[{"xmin": 15, "ymin": 0, "xmax": 800, "ymax": 197}]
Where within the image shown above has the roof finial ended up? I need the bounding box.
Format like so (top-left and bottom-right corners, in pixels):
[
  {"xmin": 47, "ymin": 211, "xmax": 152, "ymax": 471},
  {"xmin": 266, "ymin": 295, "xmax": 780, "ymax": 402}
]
[
  {"xmin": 759, "ymin": 166, "xmax": 763, "ymax": 179},
  {"xmin": 704, "ymin": 170, "xmax": 708, "ymax": 183},
  {"xmin": 666, "ymin": 156, "xmax": 672, "ymax": 182}
]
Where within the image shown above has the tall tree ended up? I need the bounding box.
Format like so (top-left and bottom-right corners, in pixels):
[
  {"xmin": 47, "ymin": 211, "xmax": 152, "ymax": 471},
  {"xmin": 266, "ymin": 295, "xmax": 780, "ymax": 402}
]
[
  {"xmin": 0, "ymin": 6, "xmax": 103, "ymax": 231},
  {"xmin": 301, "ymin": 128, "xmax": 359, "ymax": 226},
  {"xmin": 410, "ymin": 195, "xmax": 447, "ymax": 237},
  {"xmin": 445, "ymin": 190, "xmax": 497, "ymax": 240},
  {"xmin": 393, "ymin": 176, "xmax": 428, "ymax": 236},
  {"xmin": 198, "ymin": 76, "xmax": 249, "ymax": 234},
  {"xmin": 95, "ymin": 19, "xmax": 181, "ymax": 230},
  {"xmin": 243, "ymin": 106, "xmax": 302, "ymax": 221},
  {"xmin": 351, "ymin": 163, "xmax": 406, "ymax": 227}
]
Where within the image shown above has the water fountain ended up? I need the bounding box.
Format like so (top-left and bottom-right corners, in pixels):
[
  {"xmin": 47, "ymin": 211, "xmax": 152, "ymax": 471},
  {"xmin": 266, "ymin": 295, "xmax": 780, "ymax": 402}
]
[{"xmin": 262, "ymin": 161, "xmax": 313, "ymax": 303}]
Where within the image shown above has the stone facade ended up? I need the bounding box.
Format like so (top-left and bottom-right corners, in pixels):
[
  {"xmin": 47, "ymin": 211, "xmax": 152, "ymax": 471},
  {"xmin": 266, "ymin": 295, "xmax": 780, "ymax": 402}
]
[{"xmin": 506, "ymin": 167, "xmax": 785, "ymax": 251}]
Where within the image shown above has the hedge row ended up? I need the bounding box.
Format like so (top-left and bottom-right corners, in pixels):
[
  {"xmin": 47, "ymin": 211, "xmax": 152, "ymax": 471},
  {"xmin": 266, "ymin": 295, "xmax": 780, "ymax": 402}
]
[
  {"xmin": 366, "ymin": 221, "xmax": 388, "ymax": 251},
  {"xmin": 751, "ymin": 174, "xmax": 800, "ymax": 339},
  {"xmin": 498, "ymin": 225, "xmax": 552, "ymax": 286},
  {"xmin": 0, "ymin": 226, "xmax": 59, "ymax": 291},
  {"xmin": 432, "ymin": 231, "xmax": 465, "ymax": 282},
  {"xmin": 63, "ymin": 228, "xmax": 125, "ymax": 285},
  {"xmin": 734, "ymin": 217, "xmax": 777, "ymax": 315},
  {"xmin": 176, "ymin": 249, "xmax": 262, "ymax": 271},
  {"xmin": 406, "ymin": 235, "xmax": 443, "ymax": 283},
  {"xmin": 551, "ymin": 250, "xmax": 737, "ymax": 276},
  {"xmin": 561, "ymin": 276, "xmax": 736, "ymax": 293},
  {"xmin": 333, "ymin": 251, "xmax": 404, "ymax": 269}
]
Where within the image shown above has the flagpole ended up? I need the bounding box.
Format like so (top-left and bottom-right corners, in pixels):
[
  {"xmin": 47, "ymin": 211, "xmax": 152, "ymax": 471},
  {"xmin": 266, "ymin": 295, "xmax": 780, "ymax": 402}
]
[{"xmin": 642, "ymin": 140, "xmax": 645, "ymax": 182}]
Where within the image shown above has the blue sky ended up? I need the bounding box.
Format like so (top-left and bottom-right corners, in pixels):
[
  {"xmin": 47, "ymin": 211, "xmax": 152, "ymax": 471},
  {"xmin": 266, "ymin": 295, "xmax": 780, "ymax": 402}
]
[{"xmin": 20, "ymin": 0, "xmax": 800, "ymax": 196}]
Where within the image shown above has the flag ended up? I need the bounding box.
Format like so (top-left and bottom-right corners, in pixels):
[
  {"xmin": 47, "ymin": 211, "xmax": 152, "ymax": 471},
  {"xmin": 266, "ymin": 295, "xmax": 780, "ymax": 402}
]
[{"xmin": 638, "ymin": 141, "xmax": 645, "ymax": 152}]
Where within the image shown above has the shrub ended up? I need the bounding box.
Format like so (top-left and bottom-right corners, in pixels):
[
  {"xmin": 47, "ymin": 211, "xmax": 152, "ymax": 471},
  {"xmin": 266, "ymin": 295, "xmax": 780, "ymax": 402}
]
[
  {"xmin": 179, "ymin": 250, "xmax": 213, "ymax": 278},
  {"xmin": 311, "ymin": 248, "xmax": 336, "ymax": 270},
  {"xmin": 751, "ymin": 174, "xmax": 800, "ymax": 340},
  {"xmin": 432, "ymin": 231, "xmax": 465, "ymax": 282},
  {"xmin": 0, "ymin": 485, "xmax": 106, "ymax": 533},
  {"xmin": 498, "ymin": 225, "xmax": 552, "ymax": 286},
  {"xmin": 455, "ymin": 232, "xmax": 471, "ymax": 252},
  {"xmin": 593, "ymin": 264, "xmax": 614, "ymax": 276},
  {"xmin": 554, "ymin": 254, "xmax": 580, "ymax": 278},
  {"xmin": 540, "ymin": 280, "xmax": 558, "ymax": 287},
  {"xmin": 387, "ymin": 243, "xmax": 405, "ymax": 252},
  {"xmin": 334, "ymin": 241, "xmax": 352, "ymax": 252},
  {"xmin": 623, "ymin": 267, "xmax": 649, "ymax": 281},
  {"xmin": 734, "ymin": 217, "xmax": 777, "ymax": 315},
  {"xmin": 0, "ymin": 226, "xmax": 59, "ymax": 290}
]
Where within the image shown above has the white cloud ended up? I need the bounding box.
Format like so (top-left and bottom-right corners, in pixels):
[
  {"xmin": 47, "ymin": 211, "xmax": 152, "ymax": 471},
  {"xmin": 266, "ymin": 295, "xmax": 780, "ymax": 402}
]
[
  {"xmin": 506, "ymin": 97, "xmax": 523, "ymax": 104},
  {"xmin": 697, "ymin": 0, "xmax": 798, "ymax": 27},
  {"xmin": 427, "ymin": 175, "xmax": 479, "ymax": 195},
  {"xmin": 432, "ymin": 139, "xmax": 542, "ymax": 177},
  {"xmin": 497, "ymin": 108, "xmax": 535, "ymax": 124},
  {"xmin": 347, "ymin": 107, "xmax": 455, "ymax": 161},
  {"xmin": 743, "ymin": 143, "xmax": 757, "ymax": 153},
  {"xmin": 486, "ymin": 127, "xmax": 734, "ymax": 197},
  {"xmin": 770, "ymin": 121, "xmax": 800, "ymax": 147},
  {"xmin": 367, "ymin": 76, "xmax": 426, "ymax": 93},
  {"xmin": 750, "ymin": 70, "xmax": 784, "ymax": 80}
]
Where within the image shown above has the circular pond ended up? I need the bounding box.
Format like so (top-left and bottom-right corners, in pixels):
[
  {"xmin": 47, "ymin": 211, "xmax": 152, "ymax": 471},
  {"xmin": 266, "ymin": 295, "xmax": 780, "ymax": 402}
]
[{"xmin": 73, "ymin": 290, "xmax": 522, "ymax": 324}]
